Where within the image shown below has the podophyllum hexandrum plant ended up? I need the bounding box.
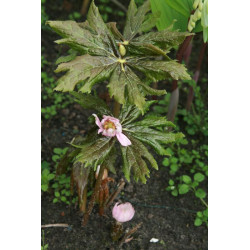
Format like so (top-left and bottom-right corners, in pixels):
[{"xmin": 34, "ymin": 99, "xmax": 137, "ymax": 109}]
[{"xmin": 46, "ymin": 0, "xmax": 192, "ymax": 225}]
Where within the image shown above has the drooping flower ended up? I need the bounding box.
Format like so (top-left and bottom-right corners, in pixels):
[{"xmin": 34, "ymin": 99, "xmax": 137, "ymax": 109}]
[
  {"xmin": 93, "ymin": 114, "xmax": 131, "ymax": 147},
  {"xmin": 112, "ymin": 202, "xmax": 135, "ymax": 223}
]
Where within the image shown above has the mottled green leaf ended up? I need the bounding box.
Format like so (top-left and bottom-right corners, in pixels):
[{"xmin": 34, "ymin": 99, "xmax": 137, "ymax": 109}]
[
  {"xmin": 54, "ymin": 55, "xmax": 116, "ymax": 92},
  {"xmin": 103, "ymin": 147, "xmax": 117, "ymax": 174},
  {"xmin": 126, "ymin": 126, "xmax": 184, "ymax": 155},
  {"xmin": 73, "ymin": 137, "xmax": 115, "ymax": 167},
  {"xmin": 132, "ymin": 116, "xmax": 175, "ymax": 128},
  {"xmin": 108, "ymin": 66, "xmax": 126, "ymax": 104},
  {"xmin": 87, "ymin": 1, "xmax": 119, "ymax": 56},
  {"xmin": 120, "ymin": 137, "xmax": 153, "ymax": 183},
  {"xmin": 79, "ymin": 58, "xmax": 117, "ymax": 93},
  {"xmin": 134, "ymin": 28, "xmax": 191, "ymax": 48},
  {"xmin": 129, "ymin": 59, "xmax": 191, "ymax": 82},
  {"xmin": 70, "ymin": 91, "xmax": 111, "ymax": 115},
  {"xmin": 107, "ymin": 22, "xmax": 124, "ymax": 40},
  {"xmin": 139, "ymin": 11, "xmax": 161, "ymax": 33},
  {"xmin": 125, "ymin": 68, "xmax": 146, "ymax": 112},
  {"xmin": 55, "ymin": 50, "xmax": 77, "ymax": 65},
  {"xmin": 123, "ymin": 0, "xmax": 151, "ymax": 40},
  {"xmin": 46, "ymin": 20, "xmax": 94, "ymax": 54},
  {"xmin": 127, "ymin": 42, "xmax": 170, "ymax": 59},
  {"xmin": 119, "ymin": 101, "xmax": 156, "ymax": 125},
  {"xmin": 138, "ymin": 81, "xmax": 167, "ymax": 96}
]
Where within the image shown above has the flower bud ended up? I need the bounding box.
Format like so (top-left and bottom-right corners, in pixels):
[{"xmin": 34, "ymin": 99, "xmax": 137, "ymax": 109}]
[
  {"xmin": 190, "ymin": 14, "xmax": 197, "ymax": 22},
  {"xmin": 198, "ymin": 0, "xmax": 203, "ymax": 11},
  {"xmin": 188, "ymin": 22, "xmax": 193, "ymax": 32},
  {"xmin": 119, "ymin": 44, "xmax": 126, "ymax": 57},
  {"xmin": 193, "ymin": 0, "xmax": 199, "ymax": 9},
  {"xmin": 190, "ymin": 20, "xmax": 196, "ymax": 28},
  {"xmin": 112, "ymin": 202, "xmax": 135, "ymax": 223},
  {"xmin": 95, "ymin": 165, "xmax": 108, "ymax": 180},
  {"xmin": 194, "ymin": 9, "xmax": 202, "ymax": 21}
]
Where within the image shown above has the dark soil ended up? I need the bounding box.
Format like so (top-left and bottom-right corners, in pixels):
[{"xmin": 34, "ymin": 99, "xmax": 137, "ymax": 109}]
[
  {"xmin": 42, "ymin": 1, "xmax": 208, "ymax": 249},
  {"xmin": 41, "ymin": 103, "xmax": 208, "ymax": 250},
  {"xmin": 42, "ymin": 169, "xmax": 207, "ymax": 250}
]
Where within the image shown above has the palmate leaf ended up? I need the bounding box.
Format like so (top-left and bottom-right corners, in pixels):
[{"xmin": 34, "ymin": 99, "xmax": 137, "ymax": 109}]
[
  {"xmin": 67, "ymin": 101, "xmax": 182, "ymax": 183},
  {"xmin": 126, "ymin": 125, "xmax": 183, "ymax": 156},
  {"xmin": 121, "ymin": 137, "xmax": 158, "ymax": 183},
  {"xmin": 119, "ymin": 100, "xmax": 156, "ymax": 126},
  {"xmin": 133, "ymin": 28, "xmax": 191, "ymax": 49},
  {"xmin": 70, "ymin": 92, "xmax": 112, "ymax": 116},
  {"xmin": 128, "ymin": 58, "xmax": 191, "ymax": 82},
  {"xmin": 54, "ymin": 55, "xmax": 117, "ymax": 92},
  {"xmin": 48, "ymin": 0, "xmax": 191, "ymax": 111},
  {"xmin": 139, "ymin": 11, "xmax": 161, "ymax": 33},
  {"xmin": 123, "ymin": 0, "xmax": 151, "ymax": 40},
  {"xmin": 72, "ymin": 136, "xmax": 116, "ymax": 167},
  {"xmin": 118, "ymin": 102, "xmax": 184, "ymax": 182}
]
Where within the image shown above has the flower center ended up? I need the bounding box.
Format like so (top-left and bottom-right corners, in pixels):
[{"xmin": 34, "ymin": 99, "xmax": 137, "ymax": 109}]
[{"xmin": 103, "ymin": 120, "xmax": 116, "ymax": 130}]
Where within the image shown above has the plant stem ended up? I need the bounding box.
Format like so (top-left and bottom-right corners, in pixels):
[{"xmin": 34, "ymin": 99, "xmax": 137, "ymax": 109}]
[
  {"xmin": 80, "ymin": 0, "xmax": 91, "ymax": 16},
  {"xmin": 200, "ymin": 198, "xmax": 208, "ymax": 208},
  {"xmin": 110, "ymin": 0, "xmax": 127, "ymax": 12},
  {"xmin": 113, "ymin": 100, "xmax": 121, "ymax": 117},
  {"xmin": 80, "ymin": 186, "xmax": 87, "ymax": 213},
  {"xmin": 82, "ymin": 164, "xmax": 105, "ymax": 226},
  {"xmin": 41, "ymin": 224, "xmax": 69, "ymax": 228},
  {"xmin": 119, "ymin": 222, "xmax": 143, "ymax": 247},
  {"xmin": 186, "ymin": 42, "xmax": 207, "ymax": 111},
  {"xmin": 167, "ymin": 36, "xmax": 193, "ymax": 122},
  {"xmin": 172, "ymin": 35, "xmax": 193, "ymax": 90},
  {"xmin": 111, "ymin": 221, "xmax": 124, "ymax": 241},
  {"xmin": 105, "ymin": 178, "xmax": 125, "ymax": 209}
]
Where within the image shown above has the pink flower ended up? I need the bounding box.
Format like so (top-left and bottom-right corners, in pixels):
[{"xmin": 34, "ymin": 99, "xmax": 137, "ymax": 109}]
[
  {"xmin": 93, "ymin": 114, "xmax": 131, "ymax": 147},
  {"xmin": 112, "ymin": 202, "xmax": 135, "ymax": 223}
]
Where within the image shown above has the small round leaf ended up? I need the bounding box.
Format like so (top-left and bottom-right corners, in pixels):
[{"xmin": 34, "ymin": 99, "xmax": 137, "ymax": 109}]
[
  {"xmin": 182, "ymin": 175, "xmax": 192, "ymax": 184},
  {"xmin": 162, "ymin": 158, "xmax": 170, "ymax": 167},
  {"xmin": 179, "ymin": 184, "xmax": 190, "ymax": 194},
  {"xmin": 194, "ymin": 173, "xmax": 205, "ymax": 182},
  {"xmin": 55, "ymin": 192, "xmax": 60, "ymax": 197},
  {"xmin": 169, "ymin": 179, "xmax": 174, "ymax": 186},
  {"xmin": 195, "ymin": 188, "xmax": 206, "ymax": 199},
  {"xmin": 171, "ymin": 189, "xmax": 178, "ymax": 196},
  {"xmin": 194, "ymin": 218, "xmax": 202, "ymax": 226}
]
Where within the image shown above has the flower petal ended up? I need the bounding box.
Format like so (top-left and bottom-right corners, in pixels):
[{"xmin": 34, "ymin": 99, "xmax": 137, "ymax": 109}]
[
  {"xmin": 92, "ymin": 114, "xmax": 103, "ymax": 131},
  {"xmin": 116, "ymin": 133, "xmax": 132, "ymax": 147}
]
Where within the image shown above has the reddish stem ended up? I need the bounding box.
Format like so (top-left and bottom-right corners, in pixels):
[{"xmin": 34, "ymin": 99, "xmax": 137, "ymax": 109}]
[
  {"xmin": 82, "ymin": 165, "xmax": 105, "ymax": 226},
  {"xmin": 172, "ymin": 35, "xmax": 193, "ymax": 91},
  {"xmin": 186, "ymin": 42, "xmax": 207, "ymax": 111}
]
